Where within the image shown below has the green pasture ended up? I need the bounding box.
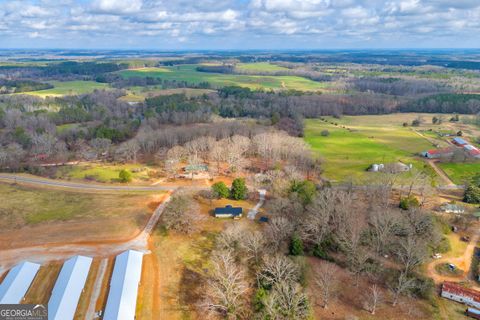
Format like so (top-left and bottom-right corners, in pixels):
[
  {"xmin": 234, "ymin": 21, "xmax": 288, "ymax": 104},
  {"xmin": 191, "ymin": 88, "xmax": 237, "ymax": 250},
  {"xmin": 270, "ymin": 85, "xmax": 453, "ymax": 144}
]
[
  {"xmin": 304, "ymin": 115, "xmax": 437, "ymax": 182},
  {"xmin": 235, "ymin": 62, "xmax": 289, "ymax": 72},
  {"xmin": 437, "ymin": 162, "xmax": 480, "ymax": 184},
  {"xmin": 24, "ymin": 81, "xmax": 109, "ymax": 98},
  {"xmin": 117, "ymin": 65, "xmax": 327, "ymax": 91},
  {"xmin": 55, "ymin": 163, "xmax": 155, "ymax": 183}
]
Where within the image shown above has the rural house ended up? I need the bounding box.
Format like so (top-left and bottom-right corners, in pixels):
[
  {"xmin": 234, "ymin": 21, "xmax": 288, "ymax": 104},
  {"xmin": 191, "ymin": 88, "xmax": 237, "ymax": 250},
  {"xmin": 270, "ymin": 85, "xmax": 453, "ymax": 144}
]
[
  {"xmin": 214, "ymin": 205, "xmax": 243, "ymax": 218},
  {"xmin": 441, "ymin": 282, "xmax": 480, "ymax": 309}
]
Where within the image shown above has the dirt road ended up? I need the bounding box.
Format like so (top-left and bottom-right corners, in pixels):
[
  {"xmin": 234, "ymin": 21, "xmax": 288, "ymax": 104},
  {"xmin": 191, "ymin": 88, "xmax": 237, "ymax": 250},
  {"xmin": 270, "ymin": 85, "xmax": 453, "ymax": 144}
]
[
  {"xmin": 426, "ymin": 230, "xmax": 480, "ymax": 286},
  {"xmin": 426, "ymin": 160, "xmax": 457, "ymax": 187}
]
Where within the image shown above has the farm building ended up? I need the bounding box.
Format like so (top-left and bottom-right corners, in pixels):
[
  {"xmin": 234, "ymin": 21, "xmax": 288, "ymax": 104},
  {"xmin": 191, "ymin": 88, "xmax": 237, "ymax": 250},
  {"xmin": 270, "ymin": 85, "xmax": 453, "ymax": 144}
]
[
  {"xmin": 453, "ymin": 137, "xmax": 468, "ymax": 146},
  {"xmin": 421, "ymin": 148, "xmax": 454, "ymax": 159},
  {"xmin": 0, "ymin": 261, "xmax": 40, "ymax": 304},
  {"xmin": 214, "ymin": 205, "xmax": 243, "ymax": 218},
  {"xmin": 48, "ymin": 255, "xmax": 93, "ymax": 320},
  {"xmin": 441, "ymin": 282, "xmax": 480, "ymax": 309},
  {"xmin": 104, "ymin": 250, "xmax": 144, "ymax": 320},
  {"xmin": 464, "ymin": 145, "xmax": 480, "ymax": 159},
  {"xmin": 441, "ymin": 203, "xmax": 465, "ymax": 214},
  {"xmin": 467, "ymin": 307, "xmax": 480, "ymax": 319}
]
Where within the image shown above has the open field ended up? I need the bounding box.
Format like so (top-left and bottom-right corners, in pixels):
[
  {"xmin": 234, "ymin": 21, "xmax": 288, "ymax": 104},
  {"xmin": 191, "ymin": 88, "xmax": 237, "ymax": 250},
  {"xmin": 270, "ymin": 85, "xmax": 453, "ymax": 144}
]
[
  {"xmin": 438, "ymin": 162, "xmax": 480, "ymax": 184},
  {"xmin": 0, "ymin": 182, "xmax": 161, "ymax": 248},
  {"xmin": 304, "ymin": 115, "xmax": 436, "ymax": 182},
  {"xmin": 235, "ymin": 62, "xmax": 290, "ymax": 72},
  {"xmin": 119, "ymin": 87, "xmax": 214, "ymax": 103},
  {"xmin": 118, "ymin": 65, "xmax": 328, "ymax": 91},
  {"xmin": 55, "ymin": 162, "xmax": 158, "ymax": 183},
  {"xmin": 24, "ymin": 80, "xmax": 109, "ymax": 97}
]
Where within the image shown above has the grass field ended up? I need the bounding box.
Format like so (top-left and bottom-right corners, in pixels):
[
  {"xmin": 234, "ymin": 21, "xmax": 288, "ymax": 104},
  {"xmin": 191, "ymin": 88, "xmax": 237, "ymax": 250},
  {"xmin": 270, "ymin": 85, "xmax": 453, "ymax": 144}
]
[
  {"xmin": 55, "ymin": 163, "xmax": 156, "ymax": 183},
  {"xmin": 235, "ymin": 62, "xmax": 289, "ymax": 72},
  {"xmin": 0, "ymin": 182, "xmax": 157, "ymax": 226},
  {"xmin": 437, "ymin": 162, "xmax": 480, "ymax": 184},
  {"xmin": 24, "ymin": 80, "xmax": 109, "ymax": 97},
  {"xmin": 118, "ymin": 65, "xmax": 327, "ymax": 91},
  {"xmin": 119, "ymin": 87, "xmax": 214, "ymax": 103},
  {"xmin": 304, "ymin": 114, "xmax": 438, "ymax": 182}
]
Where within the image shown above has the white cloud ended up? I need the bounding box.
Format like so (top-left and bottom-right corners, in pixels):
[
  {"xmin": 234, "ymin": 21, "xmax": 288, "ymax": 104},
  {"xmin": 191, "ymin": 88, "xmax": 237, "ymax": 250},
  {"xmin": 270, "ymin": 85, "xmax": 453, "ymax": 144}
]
[{"xmin": 92, "ymin": 0, "xmax": 143, "ymax": 15}]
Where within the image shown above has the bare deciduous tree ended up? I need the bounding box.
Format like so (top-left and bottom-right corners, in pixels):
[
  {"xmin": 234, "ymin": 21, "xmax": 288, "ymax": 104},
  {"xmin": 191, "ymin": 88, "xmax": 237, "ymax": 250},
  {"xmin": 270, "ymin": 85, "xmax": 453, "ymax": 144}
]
[
  {"xmin": 202, "ymin": 250, "xmax": 249, "ymax": 319},
  {"xmin": 389, "ymin": 271, "xmax": 415, "ymax": 307},
  {"xmin": 263, "ymin": 280, "xmax": 309, "ymax": 320},
  {"xmin": 240, "ymin": 231, "xmax": 265, "ymax": 265},
  {"xmin": 161, "ymin": 195, "xmax": 202, "ymax": 234},
  {"xmin": 364, "ymin": 284, "xmax": 382, "ymax": 315},
  {"xmin": 314, "ymin": 261, "xmax": 338, "ymax": 309},
  {"xmin": 258, "ymin": 255, "xmax": 300, "ymax": 288}
]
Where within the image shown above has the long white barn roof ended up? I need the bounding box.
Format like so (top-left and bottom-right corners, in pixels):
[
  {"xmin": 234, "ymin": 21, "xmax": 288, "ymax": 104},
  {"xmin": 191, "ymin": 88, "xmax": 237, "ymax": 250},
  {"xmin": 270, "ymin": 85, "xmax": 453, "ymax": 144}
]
[
  {"xmin": 103, "ymin": 250, "xmax": 144, "ymax": 320},
  {"xmin": 0, "ymin": 261, "xmax": 41, "ymax": 304},
  {"xmin": 48, "ymin": 255, "xmax": 93, "ymax": 320}
]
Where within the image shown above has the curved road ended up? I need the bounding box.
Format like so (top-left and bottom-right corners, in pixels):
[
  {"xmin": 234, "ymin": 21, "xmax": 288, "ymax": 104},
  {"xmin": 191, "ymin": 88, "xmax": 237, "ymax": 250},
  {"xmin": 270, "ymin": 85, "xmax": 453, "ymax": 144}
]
[{"xmin": 0, "ymin": 173, "xmax": 176, "ymax": 191}]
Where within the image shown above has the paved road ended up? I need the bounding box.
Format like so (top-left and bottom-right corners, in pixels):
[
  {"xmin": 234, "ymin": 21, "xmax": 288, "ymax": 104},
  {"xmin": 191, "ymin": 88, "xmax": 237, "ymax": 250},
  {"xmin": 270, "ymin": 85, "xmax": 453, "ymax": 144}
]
[{"xmin": 0, "ymin": 174, "xmax": 176, "ymax": 191}]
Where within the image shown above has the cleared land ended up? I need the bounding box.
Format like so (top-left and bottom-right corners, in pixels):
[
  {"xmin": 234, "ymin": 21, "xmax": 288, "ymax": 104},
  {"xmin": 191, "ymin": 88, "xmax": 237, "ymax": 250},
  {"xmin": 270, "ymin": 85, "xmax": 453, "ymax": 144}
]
[
  {"xmin": 118, "ymin": 65, "xmax": 327, "ymax": 91},
  {"xmin": 304, "ymin": 115, "xmax": 436, "ymax": 181},
  {"xmin": 0, "ymin": 182, "xmax": 161, "ymax": 248},
  {"xmin": 24, "ymin": 80, "xmax": 109, "ymax": 98}
]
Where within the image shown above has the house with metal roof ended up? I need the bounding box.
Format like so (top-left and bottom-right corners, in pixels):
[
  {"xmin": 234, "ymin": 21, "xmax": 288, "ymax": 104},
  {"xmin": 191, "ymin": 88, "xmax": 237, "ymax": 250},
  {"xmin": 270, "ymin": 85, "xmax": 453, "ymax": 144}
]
[
  {"xmin": 421, "ymin": 148, "xmax": 454, "ymax": 159},
  {"xmin": 214, "ymin": 205, "xmax": 243, "ymax": 218},
  {"xmin": 0, "ymin": 261, "xmax": 40, "ymax": 304},
  {"xmin": 103, "ymin": 250, "xmax": 144, "ymax": 320},
  {"xmin": 48, "ymin": 255, "xmax": 93, "ymax": 320}
]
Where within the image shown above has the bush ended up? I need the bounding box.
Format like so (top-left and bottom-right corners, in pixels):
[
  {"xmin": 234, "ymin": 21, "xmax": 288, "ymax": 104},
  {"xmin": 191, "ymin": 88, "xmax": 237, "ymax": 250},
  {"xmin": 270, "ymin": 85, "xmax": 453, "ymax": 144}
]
[
  {"xmin": 211, "ymin": 182, "xmax": 229, "ymax": 199},
  {"xmin": 230, "ymin": 178, "xmax": 248, "ymax": 200},
  {"xmin": 435, "ymin": 237, "xmax": 452, "ymax": 254},
  {"xmin": 320, "ymin": 130, "xmax": 330, "ymax": 136},
  {"xmin": 399, "ymin": 195, "xmax": 420, "ymax": 210},
  {"xmin": 118, "ymin": 169, "xmax": 132, "ymax": 183},
  {"xmin": 290, "ymin": 235, "xmax": 304, "ymax": 256},
  {"xmin": 253, "ymin": 287, "xmax": 267, "ymax": 312},
  {"xmin": 289, "ymin": 180, "xmax": 316, "ymax": 205},
  {"xmin": 465, "ymin": 185, "xmax": 480, "ymax": 204}
]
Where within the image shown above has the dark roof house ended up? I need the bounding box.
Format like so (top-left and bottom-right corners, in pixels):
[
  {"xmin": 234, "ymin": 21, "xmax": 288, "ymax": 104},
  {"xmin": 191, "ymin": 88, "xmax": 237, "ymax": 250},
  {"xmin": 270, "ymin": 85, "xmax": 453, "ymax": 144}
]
[{"xmin": 214, "ymin": 205, "xmax": 243, "ymax": 218}]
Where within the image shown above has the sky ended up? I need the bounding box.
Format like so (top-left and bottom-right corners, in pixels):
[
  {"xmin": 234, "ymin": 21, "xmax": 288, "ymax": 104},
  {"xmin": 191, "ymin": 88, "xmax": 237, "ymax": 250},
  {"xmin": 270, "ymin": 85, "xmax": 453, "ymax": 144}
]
[{"xmin": 0, "ymin": 0, "xmax": 479, "ymax": 50}]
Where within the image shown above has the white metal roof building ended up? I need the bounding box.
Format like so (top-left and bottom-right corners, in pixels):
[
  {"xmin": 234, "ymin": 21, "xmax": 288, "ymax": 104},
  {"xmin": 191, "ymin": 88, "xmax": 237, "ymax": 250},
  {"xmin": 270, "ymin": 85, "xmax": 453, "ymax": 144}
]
[
  {"xmin": 0, "ymin": 261, "xmax": 41, "ymax": 304},
  {"xmin": 103, "ymin": 250, "xmax": 144, "ymax": 320},
  {"xmin": 48, "ymin": 255, "xmax": 93, "ymax": 320}
]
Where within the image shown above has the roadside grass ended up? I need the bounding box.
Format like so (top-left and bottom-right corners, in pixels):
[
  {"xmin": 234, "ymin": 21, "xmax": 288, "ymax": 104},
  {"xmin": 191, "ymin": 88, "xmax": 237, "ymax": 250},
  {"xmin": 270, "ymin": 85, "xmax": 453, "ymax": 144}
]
[
  {"xmin": 24, "ymin": 81, "xmax": 109, "ymax": 98},
  {"xmin": 304, "ymin": 115, "xmax": 436, "ymax": 182},
  {"xmin": 118, "ymin": 65, "xmax": 328, "ymax": 91},
  {"xmin": 437, "ymin": 162, "xmax": 480, "ymax": 184},
  {"xmin": 0, "ymin": 182, "xmax": 158, "ymax": 227},
  {"xmin": 56, "ymin": 163, "xmax": 156, "ymax": 183}
]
